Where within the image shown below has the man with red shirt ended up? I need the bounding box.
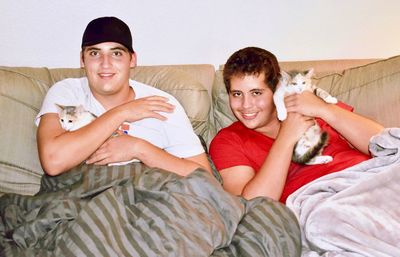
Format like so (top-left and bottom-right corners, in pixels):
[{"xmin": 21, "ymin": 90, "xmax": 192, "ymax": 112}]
[{"xmin": 209, "ymin": 47, "xmax": 383, "ymax": 203}]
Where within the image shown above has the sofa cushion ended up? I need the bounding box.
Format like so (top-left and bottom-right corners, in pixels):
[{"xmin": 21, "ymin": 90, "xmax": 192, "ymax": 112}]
[
  {"xmin": 212, "ymin": 56, "xmax": 400, "ymax": 133},
  {"xmin": 0, "ymin": 67, "xmax": 50, "ymax": 196},
  {"xmin": 315, "ymin": 55, "xmax": 400, "ymax": 127},
  {"xmin": 131, "ymin": 66, "xmax": 212, "ymax": 141},
  {"xmin": 212, "ymin": 69, "xmax": 236, "ymax": 133}
]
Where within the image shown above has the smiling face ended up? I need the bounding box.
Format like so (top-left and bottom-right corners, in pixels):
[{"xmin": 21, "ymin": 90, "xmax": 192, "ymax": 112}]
[
  {"xmin": 229, "ymin": 73, "xmax": 278, "ymax": 134},
  {"xmin": 80, "ymin": 42, "xmax": 136, "ymax": 102}
]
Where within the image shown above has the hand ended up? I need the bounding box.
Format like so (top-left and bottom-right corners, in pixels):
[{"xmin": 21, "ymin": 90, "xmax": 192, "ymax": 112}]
[
  {"xmin": 284, "ymin": 91, "xmax": 328, "ymax": 118},
  {"xmin": 120, "ymin": 96, "xmax": 175, "ymax": 122},
  {"xmin": 86, "ymin": 130, "xmax": 139, "ymax": 165},
  {"xmin": 278, "ymin": 112, "xmax": 315, "ymax": 145}
]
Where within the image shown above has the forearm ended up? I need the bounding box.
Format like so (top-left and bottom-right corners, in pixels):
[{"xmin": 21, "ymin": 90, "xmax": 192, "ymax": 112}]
[
  {"xmin": 320, "ymin": 104, "xmax": 384, "ymax": 154},
  {"xmin": 134, "ymin": 139, "xmax": 211, "ymax": 176},
  {"xmin": 38, "ymin": 108, "xmax": 127, "ymax": 175},
  {"xmin": 241, "ymin": 136, "xmax": 294, "ymax": 201}
]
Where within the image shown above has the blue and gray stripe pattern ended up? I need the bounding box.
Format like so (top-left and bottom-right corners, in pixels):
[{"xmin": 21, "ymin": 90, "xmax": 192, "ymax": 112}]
[{"xmin": 1, "ymin": 163, "xmax": 300, "ymax": 256}]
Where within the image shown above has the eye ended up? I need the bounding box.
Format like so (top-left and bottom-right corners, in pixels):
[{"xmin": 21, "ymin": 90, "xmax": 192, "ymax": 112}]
[
  {"xmin": 113, "ymin": 51, "xmax": 123, "ymax": 56},
  {"xmin": 302, "ymin": 81, "xmax": 306, "ymax": 84},
  {"xmin": 60, "ymin": 119, "xmax": 64, "ymax": 122},
  {"xmin": 291, "ymin": 82, "xmax": 297, "ymax": 86},
  {"xmin": 89, "ymin": 50, "xmax": 99, "ymax": 57},
  {"xmin": 230, "ymin": 91, "xmax": 242, "ymax": 97},
  {"xmin": 252, "ymin": 91, "xmax": 262, "ymax": 96},
  {"xmin": 68, "ymin": 120, "xmax": 73, "ymax": 123}
]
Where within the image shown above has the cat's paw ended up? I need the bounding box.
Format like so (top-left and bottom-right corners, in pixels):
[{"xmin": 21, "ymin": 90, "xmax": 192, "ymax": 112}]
[
  {"xmin": 306, "ymin": 155, "xmax": 333, "ymax": 165},
  {"xmin": 277, "ymin": 111, "xmax": 287, "ymax": 121},
  {"xmin": 325, "ymin": 96, "xmax": 338, "ymax": 104}
]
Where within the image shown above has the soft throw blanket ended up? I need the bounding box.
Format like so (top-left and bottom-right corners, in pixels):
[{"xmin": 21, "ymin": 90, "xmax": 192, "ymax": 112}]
[
  {"xmin": 0, "ymin": 163, "xmax": 300, "ymax": 256},
  {"xmin": 286, "ymin": 128, "xmax": 400, "ymax": 257}
]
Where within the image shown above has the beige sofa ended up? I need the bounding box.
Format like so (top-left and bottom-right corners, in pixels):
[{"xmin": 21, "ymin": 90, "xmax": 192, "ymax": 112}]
[{"xmin": 1, "ymin": 55, "xmax": 400, "ymax": 197}]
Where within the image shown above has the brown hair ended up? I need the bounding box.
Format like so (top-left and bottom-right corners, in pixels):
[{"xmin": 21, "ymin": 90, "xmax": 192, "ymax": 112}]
[{"xmin": 223, "ymin": 47, "xmax": 281, "ymax": 93}]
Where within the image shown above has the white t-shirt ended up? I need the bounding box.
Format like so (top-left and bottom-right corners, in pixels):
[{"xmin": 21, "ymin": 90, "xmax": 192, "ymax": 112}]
[{"xmin": 35, "ymin": 77, "xmax": 204, "ymax": 158}]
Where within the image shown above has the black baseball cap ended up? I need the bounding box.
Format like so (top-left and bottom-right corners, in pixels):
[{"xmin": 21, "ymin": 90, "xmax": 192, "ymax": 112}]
[{"xmin": 81, "ymin": 16, "xmax": 134, "ymax": 53}]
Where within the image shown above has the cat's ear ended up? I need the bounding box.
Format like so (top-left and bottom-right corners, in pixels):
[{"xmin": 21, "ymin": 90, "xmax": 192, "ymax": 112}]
[
  {"xmin": 75, "ymin": 105, "xmax": 86, "ymax": 113},
  {"xmin": 305, "ymin": 68, "xmax": 315, "ymax": 78},
  {"xmin": 55, "ymin": 103, "xmax": 64, "ymax": 113},
  {"xmin": 280, "ymin": 70, "xmax": 290, "ymax": 82}
]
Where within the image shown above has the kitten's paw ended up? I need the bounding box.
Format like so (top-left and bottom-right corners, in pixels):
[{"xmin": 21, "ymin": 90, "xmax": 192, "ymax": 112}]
[
  {"xmin": 277, "ymin": 111, "xmax": 287, "ymax": 121},
  {"xmin": 326, "ymin": 96, "xmax": 338, "ymax": 104},
  {"xmin": 306, "ymin": 155, "xmax": 333, "ymax": 165}
]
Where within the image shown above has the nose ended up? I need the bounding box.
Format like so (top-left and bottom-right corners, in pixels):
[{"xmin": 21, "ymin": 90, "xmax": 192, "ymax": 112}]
[
  {"xmin": 100, "ymin": 54, "xmax": 111, "ymax": 67},
  {"xmin": 241, "ymin": 94, "xmax": 253, "ymax": 108}
]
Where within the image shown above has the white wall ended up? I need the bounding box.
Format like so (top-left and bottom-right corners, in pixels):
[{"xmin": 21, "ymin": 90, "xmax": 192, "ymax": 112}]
[{"xmin": 1, "ymin": 0, "xmax": 399, "ymax": 68}]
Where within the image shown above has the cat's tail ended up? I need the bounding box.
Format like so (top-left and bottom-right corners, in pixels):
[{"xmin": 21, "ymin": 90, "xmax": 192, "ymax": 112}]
[{"xmin": 292, "ymin": 131, "xmax": 329, "ymax": 165}]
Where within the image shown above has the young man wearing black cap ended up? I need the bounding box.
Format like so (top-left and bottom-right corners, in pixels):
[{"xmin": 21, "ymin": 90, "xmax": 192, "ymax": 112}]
[{"xmin": 35, "ymin": 17, "xmax": 211, "ymax": 176}]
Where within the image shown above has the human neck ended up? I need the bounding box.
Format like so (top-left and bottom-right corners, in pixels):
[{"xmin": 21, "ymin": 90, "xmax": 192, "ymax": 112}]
[
  {"xmin": 254, "ymin": 119, "xmax": 281, "ymax": 139},
  {"xmin": 95, "ymin": 86, "xmax": 135, "ymax": 111}
]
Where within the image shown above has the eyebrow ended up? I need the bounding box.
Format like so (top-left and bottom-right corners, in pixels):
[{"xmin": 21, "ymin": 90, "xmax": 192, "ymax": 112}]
[
  {"xmin": 229, "ymin": 90, "xmax": 242, "ymax": 94},
  {"xmin": 84, "ymin": 47, "xmax": 100, "ymax": 52},
  {"xmin": 84, "ymin": 46, "xmax": 128, "ymax": 52},
  {"xmin": 250, "ymin": 88, "xmax": 265, "ymax": 92},
  {"xmin": 110, "ymin": 46, "xmax": 128, "ymax": 52}
]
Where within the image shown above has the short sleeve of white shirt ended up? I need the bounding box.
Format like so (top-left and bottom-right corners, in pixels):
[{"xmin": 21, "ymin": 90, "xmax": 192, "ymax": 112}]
[
  {"xmin": 128, "ymin": 81, "xmax": 204, "ymax": 158},
  {"xmin": 35, "ymin": 78, "xmax": 105, "ymax": 125}
]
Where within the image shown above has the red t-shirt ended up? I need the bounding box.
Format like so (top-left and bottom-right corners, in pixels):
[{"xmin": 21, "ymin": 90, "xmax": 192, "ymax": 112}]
[{"xmin": 209, "ymin": 103, "xmax": 370, "ymax": 203}]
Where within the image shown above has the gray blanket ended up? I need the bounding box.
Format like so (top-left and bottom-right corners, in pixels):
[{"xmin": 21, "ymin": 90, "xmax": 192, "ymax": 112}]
[
  {"xmin": 286, "ymin": 128, "xmax": 400, "ymax": 257},
  {"xmin": 1, "ymin": 163, "xmax": 300, "ymax": 256}
]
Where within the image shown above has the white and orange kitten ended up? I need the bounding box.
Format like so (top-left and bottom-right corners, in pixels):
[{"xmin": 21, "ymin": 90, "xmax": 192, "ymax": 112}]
[
  {"xmin": 56, "ymin": 104, "xmax": 96, "ymax": 131},
  {"xmin": 273, "ymin": 69, "xmax": 337, "ymax": 165},
  {"xmin": 56, "ymin": 104, "xmax": 138, "ymax": 166}
]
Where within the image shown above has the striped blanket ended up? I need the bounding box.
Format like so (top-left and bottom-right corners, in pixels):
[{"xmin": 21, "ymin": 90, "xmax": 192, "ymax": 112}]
[{"xmin": 0, "ymin": 163, "xmax": 300, "ymax": 257}]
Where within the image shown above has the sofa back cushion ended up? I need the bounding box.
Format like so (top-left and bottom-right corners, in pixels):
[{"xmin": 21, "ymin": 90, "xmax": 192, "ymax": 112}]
[
  {"xmin": 212, "ymin": 57, "xmax": 400, "ymax": 132},
  {"xmin": 0, "ymin": 65, "xmax": 213, "ymax": 196},
  {"xmin": 315, "ymin": 56, "xmax": 400, "ymax": 128},
  {"xmin": 0, "ymin": 67, "xmax": 49, "ymax": 195}
]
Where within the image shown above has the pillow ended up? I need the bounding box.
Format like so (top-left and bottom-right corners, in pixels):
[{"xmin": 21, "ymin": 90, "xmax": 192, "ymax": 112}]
[
  {"xmin": 211, "ymin": 69, "xmax": 237, "ymax": 133},
  {"xmin": 131, "ymin": 66, "xmax": 212, "ymax": 142},
  {"xmin": 315, "ymin": 55, "xmax": 400, "ymax": 128},
  {"xmin": 0, "ymin": 67, "xmax": 49, "ymax": 196}
]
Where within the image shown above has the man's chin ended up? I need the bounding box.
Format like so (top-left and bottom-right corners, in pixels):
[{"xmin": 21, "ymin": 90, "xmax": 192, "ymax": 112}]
[{"xmin": 239, "ymin": 119, "xmax": 259, "ymax": 130}]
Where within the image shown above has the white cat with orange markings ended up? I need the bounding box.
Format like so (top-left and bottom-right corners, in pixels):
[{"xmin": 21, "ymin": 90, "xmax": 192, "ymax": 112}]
[
  {"xmin": 56, "ymin": 104, "xmax": 138, "ymax": 166},
  {"xmin": 273, "ymin": 69, "xmax": 337, "ymax": 165}
]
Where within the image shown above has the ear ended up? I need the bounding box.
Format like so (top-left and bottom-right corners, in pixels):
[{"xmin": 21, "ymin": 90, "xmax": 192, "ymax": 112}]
[
  {"xmin": 130, "ymin": 52, "xmax": 137, "ymax": 68},
  {"xmin": 80, "ymin": 51, "xmax": 85, "ymax": 68},
  {"xmin": 55, "ymin": 103, "xmax": 64, "ymax": 113},
  {"xmin": 306, "ymin": 68, "xmax": 314, "ymax": 78},
  {"xmin": 75, "ymin": 105, "xmax": 85, "ymax": 113},
  {"xmin": 280, "ymin": 70, "xmax": 290, "ymax": 82}
]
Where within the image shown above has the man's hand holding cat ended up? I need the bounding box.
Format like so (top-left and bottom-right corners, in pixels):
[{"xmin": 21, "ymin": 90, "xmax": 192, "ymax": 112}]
[
  {"xmin": 118, "ymin": 96, "xmax": 175, "ymax": 122},
  {"xmin": 86, "ymin": 131, "xmax": 137, "ymax": 165},
  {"xmin": 279, "ymin": 112, "xmax": 315, "ymax": 145},
  {"xmin": 284, "ymin": 91, "xmax": 329, "ymax": 118}
]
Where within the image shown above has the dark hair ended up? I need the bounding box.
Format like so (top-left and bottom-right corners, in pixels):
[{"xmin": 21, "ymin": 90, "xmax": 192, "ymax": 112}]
[{"xmin": 223, "ymin": 47, "xmax": 281, "ymax": 92}]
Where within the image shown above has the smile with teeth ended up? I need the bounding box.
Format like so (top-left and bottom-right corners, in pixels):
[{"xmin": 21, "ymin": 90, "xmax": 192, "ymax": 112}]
[
  {"xmin": 242, "ymin": 112, "xmax": 257, "ymax": 119},
  {"xmin": 99, "ymin": 73, "xmax": 114, "ymax": 78}
]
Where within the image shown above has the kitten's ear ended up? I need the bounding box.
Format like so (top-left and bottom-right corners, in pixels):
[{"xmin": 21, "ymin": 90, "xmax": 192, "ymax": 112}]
[
  {"xmin": 55, "ymin": 103, "xmax": 64, "ymax": 113},
  {"xmin": 305, "ymin": 68, "xmax": 315, "ymax": 78},
  {"xmin": 75, "ymin": 105, "xmax": 86, "ymax": 113},
  {"xmin": 280, "ymin": 70, "xmax": 290, "ymax": 82}
]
